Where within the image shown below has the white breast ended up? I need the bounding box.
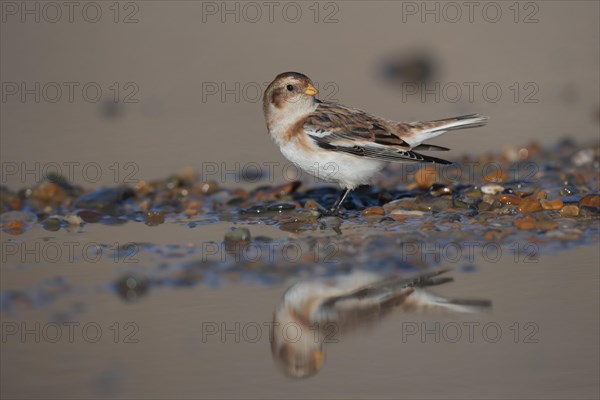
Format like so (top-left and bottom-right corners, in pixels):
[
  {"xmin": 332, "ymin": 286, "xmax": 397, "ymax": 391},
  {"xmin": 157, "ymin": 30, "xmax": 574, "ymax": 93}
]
[{"xmin": 279, "ymin": 139, "xmax": 387, "ymax": 189}]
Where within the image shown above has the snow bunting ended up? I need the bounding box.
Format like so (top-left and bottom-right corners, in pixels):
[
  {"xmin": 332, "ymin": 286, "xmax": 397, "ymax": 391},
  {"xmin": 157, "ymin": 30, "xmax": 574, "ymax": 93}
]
[
  {"xmin": 263, "ymin": 72, "xmax": 489, "ymax": 213},
  {"xmin": 270, "ymin": 268, "xmax": 491, "ymax": 378}
]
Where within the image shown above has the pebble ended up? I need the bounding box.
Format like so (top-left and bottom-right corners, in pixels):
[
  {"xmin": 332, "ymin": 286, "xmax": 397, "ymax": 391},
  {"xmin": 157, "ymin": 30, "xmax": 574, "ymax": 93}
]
[
  {"xmin": 428, "ymin": 183, "xmax": 452, "ymax": 197},
  {"xmin": 453, "ymin": 189, "xmax": 482, "ymax": 209},
  {"xmin": 199, "ymin": 180, "xmax": 219, "ymax": 195},
  {"xmin": 384, "ymin": 199, "xmax": 431, "ymax": 212},
  {"xmin": 144, "ymin": 211, "xmax": 165, "ymax": 226},
  {"xmin": 77, "ymin": 210, "xmax": 103, "ymax": 223},
  {"xmin": 518, "ymin": 197, "xmax": 542, "ymax": 212},
  {"xmin": 362, "ymin": 206, "xmax": 385, "ymax": 216},
  {"xmin": 240, "ymin": 205, "xmax": 268, "ymax": 214},
  {"xmin": 74, "ymin": 186, "xmax": 135, "ymax": 215},
  {"xmin": 498, "ymin": 194, "xmax": 522, "ymax": 206},
  {"xmin": 481, "ymin": 184, "xmax": 504, "ymax": 195},
  {"xmin": 484, "ymin": 229, "xmax": 508, "ymax": 241},
  {"xmin": 415, "ymin": 166, "xmax": 439, "ymax": 189},
  {"xmin": 390, "ymin": 209, "xmax": 426, "ymax": 217},
  {"xmin": 560, "ymin": 186, "xmax": 578, "ymax": 196},
  {"xmin": 41, "ymin": 217, "xmax": 63, "ymax": 232},
  {"xmin": 267, "ymin": 203, "xmax": 296, "ymax": 212},
  {"xmin": 224, "ymin": 228, "xmax": 251, "ymax": 245},
  {"xmin": 560, "ymin": 205, "xmax": 580, "ymax": 217},
  {"xmin": 1, "ymin": 210, "xmax": 36, "ymax": 223},
  {"xmin": 483, "ymin": 168, "xmax": 508, "ymax": 183},
  {"xmin": 514, "ymin": 215, "xmax": 536, "ymax": 230},
  {"xmin": 535, "ymin": 219, "xmax": 559, "ymax": 231},
  {"xmin": 64, "ymin": 214, "xmax": 84, "ymax": 226},
  {"xmin": 31, "ymin": 182, "xmax": 69, "ymax": 208},
  {"xmin": 115, "ymin": 275, "xmax": 149, "ymax": 302},
  {"xmin": 304, "ymin": 199, "xmax": 325, "ymax": 211},
  {"xmin": 579, "ymin": 194, "xmax": 600, "ymax": 207},
  {"xmin": 319, "ymin": 216, "xmax": 342, "ymax": 231},
  {"xmin": 540, "ymin": 199, "xmax": 564, "ymax": 210}
]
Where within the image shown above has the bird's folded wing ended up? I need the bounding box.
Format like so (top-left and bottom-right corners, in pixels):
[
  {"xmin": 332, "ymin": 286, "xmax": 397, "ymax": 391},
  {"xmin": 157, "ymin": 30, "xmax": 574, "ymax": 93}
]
[{"xmin": 305, "ymin": 102, "xmax": 451, "ymax": 164}]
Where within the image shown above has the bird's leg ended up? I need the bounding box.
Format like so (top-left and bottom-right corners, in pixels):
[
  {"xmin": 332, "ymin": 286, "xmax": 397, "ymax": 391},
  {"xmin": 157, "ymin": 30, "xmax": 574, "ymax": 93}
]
[{"xmin": 329, "ymin": 188, "xmax": 351, "ymax": 215}]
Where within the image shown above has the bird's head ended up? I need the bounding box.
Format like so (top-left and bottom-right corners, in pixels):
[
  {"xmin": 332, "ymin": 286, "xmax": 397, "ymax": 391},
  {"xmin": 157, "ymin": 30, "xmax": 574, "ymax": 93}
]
[{"xmin": 263, "ymin": 72, "xmax": 319, "ymax": 130}]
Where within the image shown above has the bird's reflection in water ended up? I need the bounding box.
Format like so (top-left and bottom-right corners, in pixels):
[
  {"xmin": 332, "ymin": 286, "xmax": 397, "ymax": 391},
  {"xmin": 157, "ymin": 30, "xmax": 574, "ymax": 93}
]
[{"xmin": 271, "ymin": 268, "xmax": 491, "ymax": 378}]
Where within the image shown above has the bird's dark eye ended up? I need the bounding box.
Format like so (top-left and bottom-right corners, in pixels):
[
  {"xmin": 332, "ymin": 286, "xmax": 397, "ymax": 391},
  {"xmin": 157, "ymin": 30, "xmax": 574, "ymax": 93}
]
[{"xmin": 286, "ymin": 85, "xmax": 294, "ymax": 91}]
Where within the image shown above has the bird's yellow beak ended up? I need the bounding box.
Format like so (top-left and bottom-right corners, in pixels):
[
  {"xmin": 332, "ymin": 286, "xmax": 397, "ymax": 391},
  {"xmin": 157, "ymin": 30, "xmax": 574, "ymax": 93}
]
[{"xmin": 304, "ymin": 84, "xmax": 318, "ymax": 96}]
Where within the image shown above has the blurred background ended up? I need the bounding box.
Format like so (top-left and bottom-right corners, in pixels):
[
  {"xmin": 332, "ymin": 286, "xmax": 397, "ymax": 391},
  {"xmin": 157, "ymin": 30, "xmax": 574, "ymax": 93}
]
[{"xmin": 2, "ymin": 1, "xmax": 599, "ymax": 188}]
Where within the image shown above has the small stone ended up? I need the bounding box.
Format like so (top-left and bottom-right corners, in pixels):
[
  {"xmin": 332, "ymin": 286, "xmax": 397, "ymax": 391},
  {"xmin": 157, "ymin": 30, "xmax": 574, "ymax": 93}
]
[
  {"xmin": 31, "ymin": 182, "xmax": 69, "ymax": 208},
  {"xmin": 514, "ymin": 215, "xmax": 536, "ymax": 230},
  {"xmin": 421, "ymin": 197, "xmax": 453, "ymax": 212},
  {"xmin": 478, "ymin": 202, "xmax": 492, "ymax": 211},
  {"xmin": 304, "ymin": 199, "xmax": 325, "ymax": 211},
  {"xmin": 534, "ymin": 190, "xmax": 548, "ymax": 201},
  {"xmin": 199, "ymin": 180, "xmax": 219, "ymax": 195},
  {"xmin": 319, "ymin": 216, "xmax": 342, "ymax": 231},
  {"xmin": 535, "ymin": 219, "xmax": 558, "ymax": 231},
  {"xmin": 267, "ymin": 202, "xmax": 296, "ymax": 212},
  {"xmin": 540, "ymin": 199, "xmax": 564, "ymax": 210},
  {"xmin": 415, "ymin": 166, "xmax": 438, "ymax": 189},
  {"xmin": 498, "ymin": 205, "xmax": 519, "ymax": 215},
  {"xmin": 560, "ymin": 186, "xmax": 578, "ymax": 196},
  {"xmin": 115, "ymin": 275, "xmax": 148, "ymax": 302},
  {"xmin": 546, "ymin": 229, "xmax": 583, "ymax": 240},
  {"xmin": 518, "ymin": 197, "xmax": 542, "ymax": 212},
  {"xmin": 64, "ymin": 214, "xmax": 84, "ymax": 226},
  {"xmin": 362, "ymin": 206, "xmax": 385, "ymax": 216},
  {"xmin": 41, "ymin": 217, "xmax": 63, "ymax": 232},
  {"xmin": 483, "ymin": 168, "xmax": 508, "ymax": 183},
  {"xmin": 484, "ymin": 229, "xmax": 508, "ymax": 241},
  {"xmin": 240, "ymin": 205, "xmax": 267, "ymax": 215},
  {"xmin": 254, "ymin": 181, "xmax": 300, "ymax": 201},
  {"xmin": 428, "ymin": 183, "xmax": 452, "ymax": 197},
  {"xmin": 481, "ymin": 184, "xmax": 504, "ymax": 195},
  {"xmin": 453, "ymin": 189, "xmax": 482, "ymax": 209},
  {"xmin": 78, "ymin": 210, "xmax": 103, "ymax": 223},
  {"xmin": 224, "ymin": 228, "xmax": 251, "ymax": 249},
  {"xmin": 73, "ymin": 186, "xmax": 135, "ymax": 215},
  {"xmin": 390, "ymin": 209, "xmax": 426, "ymax": 217},
  {"xmin": 1, "ymin": 220, "xmax": 28, "ymax": 235},
  {"xmin": 144, "ymin": 211, "xmax": 165, "ymax": 226},
  {"xmin": 579, "ymin": 194, "xmax": 600, "ymax": 207},
  {"xmin": 560, "ymin": 205, "xmax": 580, "ymax": 217},
  {"xmin": 0, "ymin": 211, "xmax": 37, "ymax": 235},
  {"xmin": 498, "ymin": 194, "xmax": 522, "ymax": 206}
]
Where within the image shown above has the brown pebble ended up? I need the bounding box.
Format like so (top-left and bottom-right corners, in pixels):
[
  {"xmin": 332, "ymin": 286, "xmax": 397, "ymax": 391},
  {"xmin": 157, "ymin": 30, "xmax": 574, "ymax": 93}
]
[
  {"xmin": 415, "ymin": 166, "xmax": 438, "ymax": 189},
  {"xmin": 535, "ymin": 219, "xmax": 558, "ymax": 231},
  {"xmin": 32, "ymin": 182, "xmax": 68, "ymax": 208},
  {"xmin": 77, "ymin": 210, "xmax": 103, "ymax": 223},
  {"xmin": 483, "ymin": 168, "xmax": 508, "ymax": 183},
  {"xmin": 534, "ymin": 190, "xmax": 548, "ymax": 200},
  {"xmin": 304, "ymin": 199, "xmax": 325, "ymax": 211},
  {"xmin": 498, "ymin": 194, "xmax": 522, "ymax": 205},
  {"xmin": 579, "ymin": 194, "xmax": 600, "ymax": 207},
  {"xmin": 560, "ymin": 205, "xmax": 580, "ymax": 217},
  {"xmin": 199, "ymin": 180, "xmax": 219, "ymax": 195},
  {"xmin": 484, "ymin": 229, "xmax": 507, "ymax": 241},
  {"xmin": 518, "ymin": 197, "xmax": 542, "ymax": 212},
  {"xmin": 514, "ymin": 215, "xmax": 536, "ymax": 230},
  {"xmin": 540, "ymin": 199, "xmax": 564, "ymax": 210},
  {"xmin": 362, "ymin": 206, "xmax": 385, "ymax": 216},
  {"xmin": 144, "ymin": 211, "xmax": 165, "ymax": 226},
  {"xmin": 1, "ymin": 220, "xmax": 28, "ymax": 235}
]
